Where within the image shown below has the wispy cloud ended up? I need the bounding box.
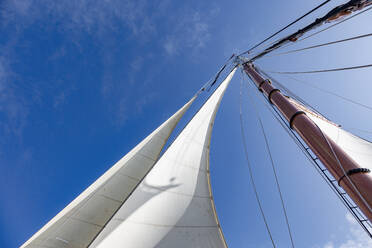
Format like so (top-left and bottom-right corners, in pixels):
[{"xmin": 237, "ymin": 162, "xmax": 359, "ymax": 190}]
[
  {"xmin": 2, "ymin": 0, "xmax": 156, "ymax": 39},
  {"xmin": 2, "ymin": 0, "xmax": 221, "ymax": 69},
  {"xmin": 115, "ymin": 98, "xmax": 128, "ymax": 127},
  {"xmin": 162, "ymin": 9, "xmax": 219, "ymax": 56},
  {"xmin": 164, "ymin": 38, "xmax": 178, "ymax": 56},
  {"xmin": 1, "ymin": 0, "xmax": 222, "ymax": 128},
  {"xmin": 0, "ymin": 56, "xmax": 28, "ymax": 140},
  {"xmin": 135, "ymin": 92, "xmax": 157, "ymax": 114},
  {"xmin": 320, "ymin": 213, "xmax": 372, "ymax": 248}
]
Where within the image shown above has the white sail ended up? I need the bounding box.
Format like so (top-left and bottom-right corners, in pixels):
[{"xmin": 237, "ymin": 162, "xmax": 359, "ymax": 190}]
[
  {"xmin": 21, "ymin": 97, "xmax": 195, "ymax": 248},
  {"xmin": 290, "ymin": 98, "xmax": 372, "ymax": 171},
  {"xmin": 90, "ymin": 68, "xmax": 236, "ymax": 248}
]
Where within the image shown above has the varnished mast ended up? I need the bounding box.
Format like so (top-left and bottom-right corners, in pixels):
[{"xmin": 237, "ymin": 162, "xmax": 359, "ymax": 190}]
[{"xmin": 243, "ymin": 62, "xmax": 372, "ymax": 222}]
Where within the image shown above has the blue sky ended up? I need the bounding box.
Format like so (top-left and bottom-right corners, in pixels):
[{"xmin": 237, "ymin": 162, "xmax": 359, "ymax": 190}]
[{"xmin": 1, "ymin": 0, "xmax": 372, "ymax": 247}]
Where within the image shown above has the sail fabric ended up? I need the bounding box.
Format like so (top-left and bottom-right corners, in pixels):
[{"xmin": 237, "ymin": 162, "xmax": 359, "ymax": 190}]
[
  {"xmin": 90, "ymin": 69, "xmax": 236, "ymax": 248},
  {"xmin": 21, "ymin": 97, "xmax": 195, "ymax": 248},
  {"xmin": 290, "ymin": 98, "xmax": 372, "ymax": 171}
]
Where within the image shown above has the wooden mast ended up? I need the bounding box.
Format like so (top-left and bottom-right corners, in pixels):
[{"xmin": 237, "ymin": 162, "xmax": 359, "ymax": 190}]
[{"xmin": 243, "ymin": 62, "xmax": 372, "ymax": 222}]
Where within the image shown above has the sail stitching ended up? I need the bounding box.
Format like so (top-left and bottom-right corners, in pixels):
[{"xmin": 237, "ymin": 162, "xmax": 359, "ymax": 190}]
[
  {"xmin": 117, "ymin": 220, "xmax": 219, "ymax": 228},
  {"xmin": 161, "ymin": 157, "xmax": 209, "ymax": 173},
  {"xmin": 97, "ymin": 194, "xmax": 124, "ymax": 204},
  {"xmin": 69, "ymin": 217, "xmax": 103, "ymax": 228},
  {"xmin": 134, "ymin": 187, "xmax": 212, "ymax": 199}
]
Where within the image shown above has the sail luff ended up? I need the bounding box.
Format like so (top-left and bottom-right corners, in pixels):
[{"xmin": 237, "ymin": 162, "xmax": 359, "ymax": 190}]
[
  {"xmin": 21, "ymin": 97, "xmax": 196, "ymax": 248},
  {"xmin": 243, "ymin": 63, "xmax": 372, "ymax": 222},
  {"xmin": 90, "ymin": 68, "xmax": 236, "ymax": 248}
]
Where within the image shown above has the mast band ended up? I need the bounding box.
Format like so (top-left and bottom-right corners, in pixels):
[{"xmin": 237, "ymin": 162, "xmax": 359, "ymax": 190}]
[
  {"xmin": 268, "ymin": 89, "xmax": 281, "ymax": 104},
  {"xmin": 338, "ymin": 168, "xmax": 371, "ymax": 186},
  {"xmin": 289, "ymin": 111, "xmax": 306, "ymax": 129},
  {"xmin": 258, "ymin": 79, "xmax": 270, "ymax": 92}
]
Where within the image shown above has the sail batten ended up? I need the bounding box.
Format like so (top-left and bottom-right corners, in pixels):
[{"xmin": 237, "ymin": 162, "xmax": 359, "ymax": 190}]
[
  {"xmin": 21, "ymin": 97, "xmax": 195, "ymax": 248},
  {"xmin": 90, "ymin": 69, "xmax": 236, "ymax": 248}
]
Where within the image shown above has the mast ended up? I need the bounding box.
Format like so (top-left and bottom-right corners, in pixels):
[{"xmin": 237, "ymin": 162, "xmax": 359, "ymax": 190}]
[{"xmin": 242, "ymin": 62, "xmax": 372, "ymax": 222}]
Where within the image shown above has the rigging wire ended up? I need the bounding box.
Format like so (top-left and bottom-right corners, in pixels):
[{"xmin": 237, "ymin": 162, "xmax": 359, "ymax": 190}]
[
  {"xmin": 248, "ymin": 66, "xmax": 372, "ymax": 212},
  {"xmin": 244, "ymin": 74, "xmax": 296, "ymax": 248},
  {"xmin": 258, "ymin": 67, "xmax": 372, "ymax": 211},
  {"xmin": 266, "ymin": 63, "xmax": 372, "ymax": 74},
  {"xmin": 248, "ymin": 4, "xmax": 372, "ymax": 62},
  {"xmin": 258, "ymin": 68, "xmax": 372, "ymax": 136},
  {"xmin": 283, "ymin": 75, "xmax": 372, "ymax": 112},
  {"xmin": 250, "ymin": 68, "xmax": 372, "ymax": 213},
  {"xmin": 298, "ymin": 5, "xmax": 372, "ymax": 44},
  {"xmin": 251, "ymin": 80, "xmax": 372, "ymax": 236},
  {"xmin": 240, "ymin": 68, "xmax": 372, "ymax": 236},
  {"xmin": 266, "ymin": 32, "xmax": 372, "ymax": 57},
  {"xmin": 255, "ymin": 5, "xmax": 372, "ymax": 60},
  {"xmin": 197, "ymin": 54, "xmax": 235, "ymax": 95},
  {"xmin": 239, "ymin": 71, "xmax": 276, "ymax": 248},
  {"xmin": 314, "ymin": 121, "xmax": 372, "ymax": 213},
  {"xmin": 256, "ymin": 67, "xmax": 325, "ymax": 117},
  {"xmin": 239, "ymin": 0, "xmax": 333, "ymax": 56}
]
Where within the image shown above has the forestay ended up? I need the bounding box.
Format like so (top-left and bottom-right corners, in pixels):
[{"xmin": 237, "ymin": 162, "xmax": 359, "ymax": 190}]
[
  {"xmin": 90, "ymin": 68, "xmax": 236, "ymax": 248},
  {"xmin": 21, "ymin": 97, "xmax": 195, "ymax": 248}
]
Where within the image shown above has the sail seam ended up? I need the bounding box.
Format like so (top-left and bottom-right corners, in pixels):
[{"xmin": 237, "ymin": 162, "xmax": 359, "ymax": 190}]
[
  {"xmin": 116, "ymin": 172, "xmax": 141, "ymax": 182},
  {"xmin": 160, "ymin": 158, "xmax": 209, "ymax": 173},
  {"xmin": 134, "ymin": 188, "xmax": 211, "ymax": 199},
  {"xmin": 138, "ymin": 151, "xmax": 158, "ymax": 162},
  {"xmin": 97, "ymin": 194, "xmax": 124, "ymax": 204},
  {"xmin": 69, "ymin": 217, "xmax": 103, "ymax": 228},
  {"xmin": 116, "ymin": 220, "xmax": 219, "ymax": 228}
]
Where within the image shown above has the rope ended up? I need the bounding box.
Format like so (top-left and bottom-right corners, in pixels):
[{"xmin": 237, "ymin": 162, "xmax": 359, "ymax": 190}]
[
  {"xmin": 239, "ymin": 0, "xmax": 332, "ymax": 56},
  {"xmin": 252, "ymin": 67, "xmax": 372, "ymax": 213},
  {"xmin": 313, "ymin": 122, "xmax": 372, "ymax": 213},
  {"xmin": 298, "ymin": 6, "xmax": 372, "ymax": 43},
  {"xmin": 252, "ymin": 85, "xmax": 372, "ymax": 237},
  {"xmin": 239, "ymin": 71, "xmax": 276, "ymax": 248},
  {"xmin": 253, "ymin": 5, "xmax": 372, "ymax": 61},
  {"xmin": 268, "ymin": 33, "xmax": 372, "ymax": 57},
  {"xmin": 256, "ymin": 67, "xmax": 325, "ymax": 117},
  {"xmin": 266, "ymin": 63, "xmax": 372, "ymax": 74},
  {"xmin": 255, "ymin": 68, "xmax": 372, "ymax": 213},
  {"xmin": 250, "ymin": 71, "xmax": 372, "ymax": 221},
  {"xmin": 245, "ymin": 77, "xmax": 296, "ymax": 248},
  {"xmin": 248, "ymin": 2, "xmax": 372, "ymax": 61},
  {"xmin": 197, "ymin": 54, "xmax": 236, "ymax": 95},
  {"xmin": 242, "ymin": 67, "xmax": 372, "ymax": 234},
  {"xmin": 283, "ymin": 75, "xmax": 372, "ymax": 112}
]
